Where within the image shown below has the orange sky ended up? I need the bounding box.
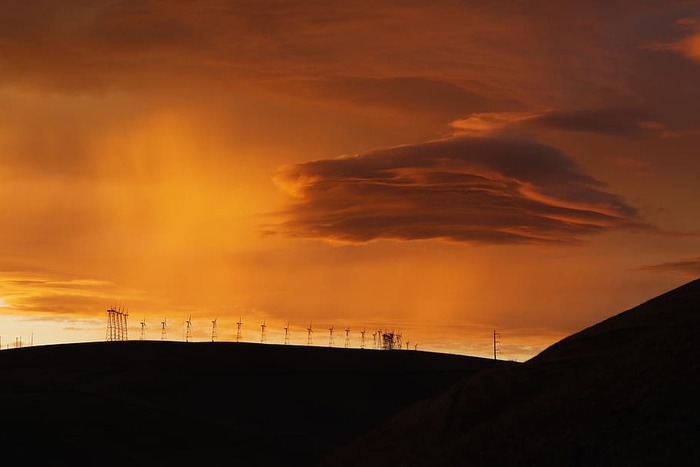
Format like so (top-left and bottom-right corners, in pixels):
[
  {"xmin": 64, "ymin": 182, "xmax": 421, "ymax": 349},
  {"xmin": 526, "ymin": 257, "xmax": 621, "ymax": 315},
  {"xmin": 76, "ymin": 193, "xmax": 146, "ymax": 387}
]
[{"xmin": 2, "ymin": 1, "xmax": 700, "ymax": 360}]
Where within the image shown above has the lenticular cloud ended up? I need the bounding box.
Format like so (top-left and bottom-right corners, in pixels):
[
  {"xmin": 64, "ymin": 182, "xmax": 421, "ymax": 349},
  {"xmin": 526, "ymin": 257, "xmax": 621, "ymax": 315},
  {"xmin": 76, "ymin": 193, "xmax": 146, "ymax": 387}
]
[{"xmin": 273, "ymin": 135, "xmax": 648, "ymax": 245}]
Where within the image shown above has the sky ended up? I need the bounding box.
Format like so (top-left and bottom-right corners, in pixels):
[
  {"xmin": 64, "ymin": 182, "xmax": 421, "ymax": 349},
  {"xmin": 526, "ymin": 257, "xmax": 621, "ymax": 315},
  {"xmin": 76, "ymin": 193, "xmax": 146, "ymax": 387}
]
[{"xmin": 1, "ymin": 0, "xmax": 700, "ymax": 360}]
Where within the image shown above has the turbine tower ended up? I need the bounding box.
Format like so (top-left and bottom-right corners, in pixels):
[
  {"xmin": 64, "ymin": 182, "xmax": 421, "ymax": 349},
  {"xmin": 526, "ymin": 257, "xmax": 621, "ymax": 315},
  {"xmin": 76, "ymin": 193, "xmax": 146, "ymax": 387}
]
[
  {"xmin": 328, "ymin": 325, "xmax": 334, "ymax": 347},
  {"xmin": 344, "ymin": 325, "xmax": 350, "ymax": 348},
  {"xmin": 211, "ymin": 318, "xmax": 217, "ymax": 342},
  {"xmin": 123, "ymin": 308, "xmax": 129, "ymax": 341},
  {"xmin": 185, "ymin": 315, "xmax": 193, "ymax": 343},
  {"xmin": 284, "ymin": 322, "xmax": 290, "ymax": 345},
  {"xmin": 236, "ymin": 317, "xmax": 243, "ymax": 342},
  {"xmin": 307, "ymin": 322, "xmax": 313, "ymax": 346},
  {"xmin": 140, "ymin": 317, "xmax": 146, "ymax": 340},
  {"xmin": 360, "ymin": 327, "xmax": 366, "ymax": 349},
  {"xmin": 260, "ymin": 319, "xmax": 267, "ymax": 343},
  {"xmin": 161, "ymin": 317, "xmax": 167, "ymax": 341}
]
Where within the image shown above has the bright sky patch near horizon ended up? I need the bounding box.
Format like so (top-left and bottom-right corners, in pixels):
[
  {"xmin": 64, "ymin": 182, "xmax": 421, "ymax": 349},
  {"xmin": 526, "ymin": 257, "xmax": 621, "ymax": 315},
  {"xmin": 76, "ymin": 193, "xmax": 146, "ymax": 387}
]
[{"xmin": 2, "ymin": 1, "xmax": 700, "ymax": 360}]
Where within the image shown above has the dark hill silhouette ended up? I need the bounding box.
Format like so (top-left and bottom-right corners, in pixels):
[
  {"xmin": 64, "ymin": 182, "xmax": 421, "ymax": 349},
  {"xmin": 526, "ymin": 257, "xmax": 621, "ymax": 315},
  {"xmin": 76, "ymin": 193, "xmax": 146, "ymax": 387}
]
[
  {"xmin": 327, "ymin": 278, "xmax": 700, "ymax": 466},
  {"xmin": 0, "ymin": 340, "xmax": 508, "ymax": 465}
]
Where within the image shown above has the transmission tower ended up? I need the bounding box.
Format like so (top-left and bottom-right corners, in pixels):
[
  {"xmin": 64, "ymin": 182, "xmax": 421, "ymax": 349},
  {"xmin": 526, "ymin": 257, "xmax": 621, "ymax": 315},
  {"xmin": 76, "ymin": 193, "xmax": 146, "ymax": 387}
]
[
  {"xmin": 360, "ymin": 327, "xmax": 366, "ymax": 349},
  {"xmin": 493, "ymin": 330, "xmax": 500, "ymax": 360},
  {"xmin": 344, "ymin": 326, "xmax": 350, "ymax": 348},
  {"xmin": 236, "ymin": 317, "xmax": 242, "ymax": 342},
  {"xmin": 260, "ymin": 320, "xmax": 267, "ymax": 343},
  {"xmin": 284, "ymin": 322, "xmax": 290, "ymax": 345},
  {"xmin": 211, "ymin": 318, "xmax": 217, "ymax": 342},
  {"xmin": 328, "ymin": 325, "xmax": 334, "ymax": 347},
  {"xmin": 307, "ymin": 322, "xmax": 313, "ymax": 346},
  {"xmin": 161, "ymin": 318, "xmax": 167, "ymax": 341},
  {"xmin": 106, "ymin": 306, "xmax": 129, "ymax": 342},
  {"xmin": 185, "ymin": 316, "xmax": 193, "ymax": 343},
  {"xmin": 140, "ymin": 318, "xmax": 146, "ymax": 340},
  {"xmin": 106, "ymin": 307, "xmax": 116, "ymax": 341}
]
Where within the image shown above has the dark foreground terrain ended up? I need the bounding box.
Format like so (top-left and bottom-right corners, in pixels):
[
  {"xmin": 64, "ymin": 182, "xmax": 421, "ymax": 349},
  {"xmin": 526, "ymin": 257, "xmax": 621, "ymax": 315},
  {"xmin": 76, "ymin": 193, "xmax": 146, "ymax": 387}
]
[
  {"xmin": 328, "ymin": 278, "xmax": 700, "ymax": 466},
  {"xmin": 0, "ymin": 339, "xmax": 507, "ymax": 465}
]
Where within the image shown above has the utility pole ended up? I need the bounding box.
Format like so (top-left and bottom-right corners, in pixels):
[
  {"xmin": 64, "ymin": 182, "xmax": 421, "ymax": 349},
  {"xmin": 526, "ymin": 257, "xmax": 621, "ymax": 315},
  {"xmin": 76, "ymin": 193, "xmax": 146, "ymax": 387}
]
[{"xmin": 493, "ymin": 330, "xmax": 500, "ymax": 360}]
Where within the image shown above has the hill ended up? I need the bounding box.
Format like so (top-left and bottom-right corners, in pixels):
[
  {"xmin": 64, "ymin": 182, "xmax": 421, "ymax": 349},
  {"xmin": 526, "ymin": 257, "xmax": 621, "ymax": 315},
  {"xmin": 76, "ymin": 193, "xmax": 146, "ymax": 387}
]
[
  {"xmin": 0, "ymin": 340, "xmax": 508, "ymax": 465},
  {"xmin": 327, "ymin": 278, "xmax": 700, "ymax": 466}
]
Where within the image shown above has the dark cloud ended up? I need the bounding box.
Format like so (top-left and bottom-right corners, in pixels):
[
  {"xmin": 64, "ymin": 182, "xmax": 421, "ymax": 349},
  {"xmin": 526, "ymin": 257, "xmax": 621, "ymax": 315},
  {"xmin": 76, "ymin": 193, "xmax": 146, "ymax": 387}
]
[
  {"xmin": 638, "ymin": 257, "xmax": 700, "ymax": 276},
  {"xmin": 273, "ymin": 135, "xmax": 649, "ymax": 244},
  {"xmin": 299, "ymin": 76, "xmax": 519, "ymax": 119}
]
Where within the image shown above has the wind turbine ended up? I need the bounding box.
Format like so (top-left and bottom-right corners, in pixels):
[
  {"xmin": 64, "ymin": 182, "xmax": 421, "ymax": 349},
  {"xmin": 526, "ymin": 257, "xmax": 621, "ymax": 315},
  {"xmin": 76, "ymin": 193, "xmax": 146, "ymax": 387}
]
[
  {"xmin": 360, "ymin": 327, "xmax": 366, "ymax": 349},
  {"xmin": 140, "ymin": 317, "xmax": 146, "ymax": 340},
  {"xmin": 236, "ymin": 317, "xmax": 242, "ymax": 342},
  {"xmin": 260, "ymin": 319, "xmax": 267, "ymax": 343},
  {"xmin": 344, "ymin": 325, "xmax": 350, "ymax": 348},
  {"xmin": 185, "ymin": 315, "xmax": 193, "ymax": 343},
  {"xmin": 284, "ymin": 322, "xmax": 290, "ymax": 345},
  {"xmin": 328, "ymin": 325, "xmax": 334, "ymax": 347},
  {"xmin": 211, "ymin": 318, "xmax": 218, "ymax": 342},
  {"xmin": 161, "ymin": 318, "xmax": 167, "ymax": 341},
  {"xmin": 307, "ymin": 322, "xmax": 313, "ymax": 346}
]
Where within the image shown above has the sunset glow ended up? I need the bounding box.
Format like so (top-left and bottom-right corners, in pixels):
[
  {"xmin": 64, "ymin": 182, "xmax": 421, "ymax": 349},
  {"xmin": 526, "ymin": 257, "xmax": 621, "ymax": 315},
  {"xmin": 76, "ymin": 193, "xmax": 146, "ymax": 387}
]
[{"xmin": 2, "ymin": 1, "xmax": 700, "ymax": 360}]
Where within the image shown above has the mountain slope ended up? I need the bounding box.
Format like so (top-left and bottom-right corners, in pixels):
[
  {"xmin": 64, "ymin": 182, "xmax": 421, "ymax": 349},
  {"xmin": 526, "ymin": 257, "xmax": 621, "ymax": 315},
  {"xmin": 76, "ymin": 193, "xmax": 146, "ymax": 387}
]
[
  {"xmin": 327, "ymin": 278, "xmax": 700, "ymax": 466},
  {"xmin": 0, "ymin": 340, "xmax": 508, "ymax": 465}
]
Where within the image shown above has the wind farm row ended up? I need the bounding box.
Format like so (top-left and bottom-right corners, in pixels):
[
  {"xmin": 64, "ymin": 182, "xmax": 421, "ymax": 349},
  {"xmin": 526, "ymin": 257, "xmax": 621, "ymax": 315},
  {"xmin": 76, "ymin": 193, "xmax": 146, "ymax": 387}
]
[{"xmin": 105, "ymin": 306, "xmax": 419, "ymax": 351}]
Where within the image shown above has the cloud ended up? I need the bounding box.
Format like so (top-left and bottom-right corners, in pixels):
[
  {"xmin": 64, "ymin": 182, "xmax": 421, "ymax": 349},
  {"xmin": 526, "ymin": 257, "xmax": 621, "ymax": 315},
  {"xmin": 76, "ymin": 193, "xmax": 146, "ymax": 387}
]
[
  {"xmin": 451, "ymin": 108, "xmax": 660, "ymax": 137},
  {"xmin": 290, "ymin": 76, "xmax": 519, "ymax": 119},
  {"xmin": 272, "ymin": 135, "xmax": 649, "ymax": 245},
  {"xmin": 637, "ymin": 257, "xmax": 700, "ymax": 276}
]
